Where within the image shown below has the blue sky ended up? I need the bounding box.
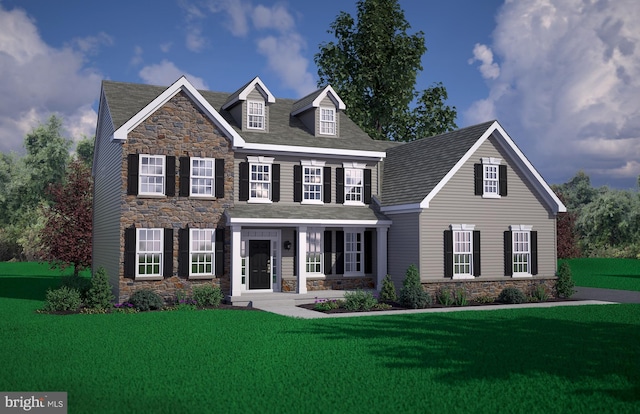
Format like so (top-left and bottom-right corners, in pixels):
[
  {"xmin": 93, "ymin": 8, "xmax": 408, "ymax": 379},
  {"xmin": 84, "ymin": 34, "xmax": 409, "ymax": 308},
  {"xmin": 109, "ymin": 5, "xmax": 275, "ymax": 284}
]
[{"xmin": 0, "ymin": 0, "xmax": 638, "ymax": 188}]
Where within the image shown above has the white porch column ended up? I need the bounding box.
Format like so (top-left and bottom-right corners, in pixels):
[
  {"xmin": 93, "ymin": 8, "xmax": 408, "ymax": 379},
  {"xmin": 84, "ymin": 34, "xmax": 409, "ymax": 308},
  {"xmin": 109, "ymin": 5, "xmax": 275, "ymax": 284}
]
[
  {"xmin": 376, "ymin": 227, "xmax": 388, "ymax": 290},
  {"xmin": 230, "ymin": 225, "xmax": 243, "ymax": 297},
  {"xmin": 297, "ymin": 226, "xmax": 307, "ymax": 294}
]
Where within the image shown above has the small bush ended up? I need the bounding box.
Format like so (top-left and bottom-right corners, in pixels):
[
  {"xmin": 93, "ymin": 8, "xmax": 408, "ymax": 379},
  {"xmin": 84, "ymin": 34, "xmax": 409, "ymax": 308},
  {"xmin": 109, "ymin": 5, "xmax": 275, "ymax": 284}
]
[
  {"xmin": 128, "ymin": 289, "xmax": 164, "ymax": 311},
  {"xmin": 343, "ymin": 290, "xmax": 378, "ymax": 311},
  {"xmin": 531, "ymin": 284, "xmax": 550, "ymax": 302},
  {"xmin": 42, "ymin": 286, "xmax": 82, "ymax": 312},
  {"xmin": 378, "ymin": 274, "xmax": 397, "ymax": 302},
  {"xmin": 498, "ymin": 287, "xmax": 526, "ymax": 304},
  {"xmin": 475, "ymin": 295, "xmax": 495, "ymax": 304},
  {"xmin": 399, "ymin": 264, "xmax": 431, "ymax": 309},
  {"xmin": 61, "ymin": 275, "xmax": 91, "ymax": 299},
  {"xmin": 454, "ymin": 288, "xmax": 468, "ymax": 306},
  {"xmin": 556, "ymin": 262, "xmax": 576, "ymax": 298},
  {"xmin": 192, "ymin": 285, "xmax": 223, "ymax": 308},
  {"xmin": 86, "ymin": 267, "xmax": 115, "ymax": 310},
  {"xmin": 436, "ymin": 288, "xmax": 455, "ymax": 306},
  {"xmin": 314, "ymin": 298, "xmax": 342, "ymax": 311}
]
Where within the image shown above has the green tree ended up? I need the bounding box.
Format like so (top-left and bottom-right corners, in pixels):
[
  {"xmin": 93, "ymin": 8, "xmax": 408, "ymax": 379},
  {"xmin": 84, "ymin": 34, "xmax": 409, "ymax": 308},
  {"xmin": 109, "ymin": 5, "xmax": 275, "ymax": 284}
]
[
  {"xmin": 315, "ymin": 0, "xmax": 457, "ymax": 141},
  {"xmin": 75, "ymin": 136, "xmax": 94, "ymax": 168},
  {"xmin": 551, "ymin": 170, "xmax": 598, "ymax": 211}
]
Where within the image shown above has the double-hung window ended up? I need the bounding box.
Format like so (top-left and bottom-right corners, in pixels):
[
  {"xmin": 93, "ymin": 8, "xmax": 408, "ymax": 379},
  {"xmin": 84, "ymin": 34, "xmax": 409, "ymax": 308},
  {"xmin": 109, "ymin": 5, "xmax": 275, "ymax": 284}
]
[
  {"xmin": 190, "ymin": 157, "xmax": 214, "ymax": 197},
  {"xmin": 248, "ymin": 100, "xmax": 265, "ymax": 130},
  {"xmin": 453, "ymin": 230, "xmax": 472, "ymax": 277},
  {"xmin": 250, "ymin": 163, "xmax": 271, "ymax": 200},
  {"xmin": 344, "ymin": 168, "xmax": 363, "ymax": 204},
  {"xmin": 301, "ymin": 160, "xmax": 325, "ymax": 203},
  {"xmin": 139, "ymin": 155, "xmax": 165, "ymax": 195},
  {"xmin": 137, "ymin": 228, "xmax": 163, "ymax": 277},
  {"xmin": 306, "ymin": 229, "xmax": 323, "ymax": 274},
  {"xmin": 475, "ymin": 157, "xmax": 505, "ymax": 198},
  {"xmin": 190, "ymin": 229, "xmax": 214, "ymax": 276},
  {"xmin": 344, "ymin": 231, "xmax": 363, "ymax": 274},
  {"xmin": 320, "ymin": 107, "xmax": 336, "ymax": 135},
  {"xmin": 512, "ymin": 231, "xmax": 530, "ymax": 274},
  {"xmin": 484, "ymin": 165, "xmax": 498, "ymax": 195}
]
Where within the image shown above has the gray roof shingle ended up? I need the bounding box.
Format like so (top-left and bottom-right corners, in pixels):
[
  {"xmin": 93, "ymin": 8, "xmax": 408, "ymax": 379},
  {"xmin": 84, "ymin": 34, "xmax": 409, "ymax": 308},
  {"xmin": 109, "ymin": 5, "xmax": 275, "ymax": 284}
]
[{"xmin": 226, "ymin": 204, "xmax": 390, "ymax": 222}]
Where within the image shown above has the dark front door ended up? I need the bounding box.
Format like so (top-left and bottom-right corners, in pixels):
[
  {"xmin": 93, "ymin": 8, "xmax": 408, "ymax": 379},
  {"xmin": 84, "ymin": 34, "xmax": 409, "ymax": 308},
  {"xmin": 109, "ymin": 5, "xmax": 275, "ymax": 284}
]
[{"xmin": 249, "ymin": 240, "xmax": 270, "ymax": 289}]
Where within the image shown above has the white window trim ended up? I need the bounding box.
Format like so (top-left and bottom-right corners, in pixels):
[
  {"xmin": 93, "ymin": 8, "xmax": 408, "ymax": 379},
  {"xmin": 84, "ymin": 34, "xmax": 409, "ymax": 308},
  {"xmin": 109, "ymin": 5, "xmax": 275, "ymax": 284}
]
[
  {"xmin": 306, "ymin": 228, "xmax": 324, "ymax": 275},
  {"xmin": 301, "ymin": 160, "xmax": 326, "ymax": 205},
  {"xmin": 138, "ymin": 154, "xmax": 166, "ymax": 197},
  {"xmin": 247, "ymin": 100, "xmax": 265, "ymax": 130},
  {"xmin": 343, "ymin": 162, "xmax": 366, "ymax": 206},
  {"xmin": 450, "ymin": 224, "xmax": 475, "ymax": 280},
  {"xmin": 511, "ymin": 224, "xmax": 533, "ymax": 277},
  {"xmin": 344, "ymin": 228, "xmax": 364, "ymax": 276},
  {"xmin": 481, "ymin": 157, "xmax": 502, "ymax": 199},
  {"xmin": 190, "ymin": 157, "xmax": 215, "ymax": 198},
  {"xmin": 247, "ymin": 156, "xmax": 274, "ymax": 203},
  {"xmin": 320, "ymin": 107, "xmax": 336, "ymax": 135},
  {"xmin": 189, "ymin": 228, "xmax": 215, "ymax": 279},
  {"xmin": 135, "ymin": 228, "xmax": 163, "ymax": 280}
]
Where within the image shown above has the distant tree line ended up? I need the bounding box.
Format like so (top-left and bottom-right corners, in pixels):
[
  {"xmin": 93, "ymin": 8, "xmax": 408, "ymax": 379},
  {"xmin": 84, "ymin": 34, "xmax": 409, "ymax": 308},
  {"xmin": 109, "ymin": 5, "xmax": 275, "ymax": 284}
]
[
  {"xmin": 0, "ymin": 115, "xmax": 93, "ymax": 275},
  {"xmin": 553, "ymin": 171, "xmax": 640, "ymax": 259}
]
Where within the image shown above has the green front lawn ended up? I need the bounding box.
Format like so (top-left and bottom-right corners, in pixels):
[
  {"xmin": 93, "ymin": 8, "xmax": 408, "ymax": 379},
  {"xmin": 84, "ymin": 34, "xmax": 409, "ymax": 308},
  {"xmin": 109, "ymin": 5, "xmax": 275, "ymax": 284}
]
[
  {"xmin": 562, "ymin": 258, "xmax": 640, "ymax": 291},
  {"xmin": 1, "ymin": 263, "xmax": 639, "ymax": 413}
]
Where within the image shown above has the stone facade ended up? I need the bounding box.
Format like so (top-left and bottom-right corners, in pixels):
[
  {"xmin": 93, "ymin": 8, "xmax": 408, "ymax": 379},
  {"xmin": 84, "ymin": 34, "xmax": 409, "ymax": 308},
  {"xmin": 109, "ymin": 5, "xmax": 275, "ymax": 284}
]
[
  {"xmin": 282, "ymin": 277, "xmax": 376, "ymax": 292},
  {"xmin": 117, "ymin": 91, "xmax": 234, "ymax": 303},
  {"xmin": 420, "ymin": 277, "xmax": 558, "ymax": 301}
]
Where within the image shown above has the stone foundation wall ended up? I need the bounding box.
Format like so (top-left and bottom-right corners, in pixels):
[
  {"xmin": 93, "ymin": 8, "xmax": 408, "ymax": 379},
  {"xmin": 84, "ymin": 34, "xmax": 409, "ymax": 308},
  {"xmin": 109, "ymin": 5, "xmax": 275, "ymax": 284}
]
[
  {"xmin": 282, "ymin": 277, "xmax": 376, "ymax": 292},
  {"xmin": 118, "ymin": 277, "xmax": 224, "ymax": 304},
  {"xmin": 420, "ymin": 277, "xmax": 558, "ymax": 301}
]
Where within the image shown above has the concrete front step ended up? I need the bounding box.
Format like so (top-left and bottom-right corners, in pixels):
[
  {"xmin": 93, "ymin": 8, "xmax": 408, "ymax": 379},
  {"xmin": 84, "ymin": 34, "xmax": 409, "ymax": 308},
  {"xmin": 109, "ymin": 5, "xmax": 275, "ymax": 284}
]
[{"xmin": 227, "ymin": 289, "xmax": 368, "ymax": 307}]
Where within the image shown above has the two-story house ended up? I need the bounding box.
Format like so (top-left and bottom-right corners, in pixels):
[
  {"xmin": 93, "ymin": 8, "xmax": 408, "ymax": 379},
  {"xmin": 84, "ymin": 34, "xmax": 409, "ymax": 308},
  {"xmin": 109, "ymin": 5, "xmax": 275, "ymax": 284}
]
[{"xmin": 93, "ymin": 76, "xmax": 565, "ymax": 304}]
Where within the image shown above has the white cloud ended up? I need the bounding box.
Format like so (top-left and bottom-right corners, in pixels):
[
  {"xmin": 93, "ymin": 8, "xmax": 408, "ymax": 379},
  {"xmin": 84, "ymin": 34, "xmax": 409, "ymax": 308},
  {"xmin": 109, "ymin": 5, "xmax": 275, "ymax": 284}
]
[
  {"xmin": 130, "ymin": 45, "xmax": 144, "ymax": 66},
  {"xmin": 0, "ymin": 5, "xmax": 102, "ymax": 153},
  {"xmin": 465, "ymin": 0, "xmax": 640, "ymax": 188},
  {"xmin": 252, "ymin": 4, "xmax": 295, "ymax": 33},
  {"xmin": 205, "ymin": 0, "xmax": 251, "ymax": 37},
  {"xmin": 139, "ymin": 59, "xmax": 208, "ymax": 90},
  {"xmin": 257, "ymin": 34, "xmax": 316, "ymax": 96}
]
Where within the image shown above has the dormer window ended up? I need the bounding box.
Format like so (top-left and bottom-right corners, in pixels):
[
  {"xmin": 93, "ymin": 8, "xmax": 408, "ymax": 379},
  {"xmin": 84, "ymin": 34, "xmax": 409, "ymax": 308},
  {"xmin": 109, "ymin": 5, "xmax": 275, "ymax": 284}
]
[
  {"xmin": 320, "ymin": 107, "xmax": 336, "ymax": 135},
  {"xmin": 247, "ymin": 100, "xmax": 265, "ymax": 130}
]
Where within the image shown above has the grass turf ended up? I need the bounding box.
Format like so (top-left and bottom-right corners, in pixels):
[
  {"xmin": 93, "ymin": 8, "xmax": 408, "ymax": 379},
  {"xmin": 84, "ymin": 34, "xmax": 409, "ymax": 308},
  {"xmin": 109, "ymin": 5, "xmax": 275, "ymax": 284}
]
[
  {"xmin": 1, "ymin": 263, "xmax": 639, "ymax": 413},
  {"xmin": 562, "ymin": 258, "xmax": 640, "ymax": 292}
]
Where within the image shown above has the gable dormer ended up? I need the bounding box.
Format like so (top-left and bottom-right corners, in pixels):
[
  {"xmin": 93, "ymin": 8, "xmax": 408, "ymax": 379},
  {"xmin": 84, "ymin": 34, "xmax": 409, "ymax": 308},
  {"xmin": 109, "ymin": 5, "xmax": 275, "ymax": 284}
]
[
  {"xmin": 221, "ymin": 76, "xmax": 275, "ymax": 133},
  {"xmin": 291, "ymin": 85, "xmax": 346, "ymax": 138}
]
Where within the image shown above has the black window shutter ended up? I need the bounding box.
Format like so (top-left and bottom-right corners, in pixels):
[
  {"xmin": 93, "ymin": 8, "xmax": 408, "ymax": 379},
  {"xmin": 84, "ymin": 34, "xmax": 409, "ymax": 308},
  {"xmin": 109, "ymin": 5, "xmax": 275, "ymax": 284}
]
[
  {"xmin": 293, "ymin": 230, "xmax": 297, "ymax": 277},
  {"xmin": 499, "ymin": 165, "xmax": 508, "ymax": 196},
  {"xmin": 215, "ymin": 229, "xmax": 224, "ymax": 276},
  {"xmin": 473, "ymin": 230, "xmax": 481, "ymax": 277},
  {"xmin": 239, "ymin": 162, "xmax": 249, "ymax": 201},
  {"xmin": 293, "ymin": 165, "xmax": 302, "ymax": 202},
  {"xmin": 474, "ymin": 164, "xmax": 483, "ymax": 196},
  {"xmin": 165, "ymin": 156, "xmax": 176, "ymax": 196},
  {"xmin": 444, "ymin": 230, "xmax": 453, "ymax": 278},
  {"xmin": 324, "ymin": 230, "xmax": 332, "ymax": 275},
  {"xmin": 364, "ymin": 230, "xmax": 373, "ymax": 274},
  {"xmin": 178, "ymin": 228, "xmax": 189, "ymax": 276},
  {"xmin": 163, "ymin": 228, "xmax": 174, "ymax": 278},
  {"xmin": 336, "ymin": 230, "xmax": 344, "ymax": 274},
  {"xmin": 179, "ymin": 156, "xmax": 190, "ymax": 197},
  {"xmin": 215, "ymin": 159, "xmax": 225, "ymax": 198},
  {"xmin": 504, "ymin": 231, "xmax": 513, "ymax": 276},
  {"xmin": 336, "ymin": 168, "xmax": 344, "ymax": 204},
  {"xmin": 127, "ymin": 154, "xmax": 139, "ymax": 195},
  {"xmin": 323, "ymin": 167, "xmax": 331, "ymax": 203},
  {"xmin": 271, "ymin": 163, "xmax": 280, "ymax": 202},
  {"xmin": 363, "ymin": 169, "xmax": 372, "ymax": 204},
  {"xmin": 124, "ymin": 227, "xmax": 136, "ymax": 278},
  {"xmin": 530, "ymin": 231, "xmax": 538, "ymax": 275}
]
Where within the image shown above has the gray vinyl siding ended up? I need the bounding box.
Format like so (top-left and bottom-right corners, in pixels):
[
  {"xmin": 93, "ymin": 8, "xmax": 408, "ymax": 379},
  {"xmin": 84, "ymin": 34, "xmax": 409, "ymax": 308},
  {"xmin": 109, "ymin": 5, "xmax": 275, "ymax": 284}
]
[
  {"xmin": 233, "ymin": 153, "xmax": 380, "ymax": 204},
  {"xmin": 420, "ymin": 136, "xmax": 557, "ymax": 280},
  {"xmin": 92, "ymin": 92, "xmax": 123, "ymax": 297},
  {"xmin": 387, "ymin": 211, "xmax": 421, "ymax": 287}
]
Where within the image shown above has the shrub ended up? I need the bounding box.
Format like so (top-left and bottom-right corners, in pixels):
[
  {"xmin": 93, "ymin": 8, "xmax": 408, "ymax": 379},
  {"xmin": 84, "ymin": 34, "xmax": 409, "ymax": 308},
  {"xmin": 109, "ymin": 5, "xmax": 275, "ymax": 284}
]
[
  {"xmin": 343, "ymin": 290, "xmax": 378, "ymax": 311},
  {"xmin": 192, "ymin": 284, "xmax": 223, "ymax": 308},
  {"xmin": 436, "ymin": 288, "xmax": 454, "ymax": 306},
  {"xmin": 399, "ymin": 264, "xmax": 431, "ymax": 309},
  {"xmin": 314, "ymin": 298, "xmax": 342, "ymax": 311},
  {"xmin": 85, "ymin": 267, "xmax": 115, "ymax": 310},
  {"xmin": 42, "ymin": 286, "xmax": 82, "ymax": 312},
  {"xmin": 475, "ymin": 295, "xmax": 495, "ymax": 304},
  {"xmin": 556, "ymin": 262, "xmax": 576, "ymax": 298},
  {"xmin": 172, "ymin": 290, "xmax": 197, "ymax": 311},
  {"xmin": 498, "ymin": 287, "xmax": 526, "ymax": 304},
  {"xmin": 378, "ymin": 274, "xmax": 397, "ymax": 302},
  {"xmin": 128, "ymin": 289, "xmax": 164, "ymax": 311},
  {"xmin": 531, "ymin": 284, "xmax": 550, "ymax": 302},
  {"xmin": 61, "ymin": 275, "xmax": 91, "ymax": 299},
  {"xmin": 454, "ymin": 288, "xmax": 468, "ymax": 306}
]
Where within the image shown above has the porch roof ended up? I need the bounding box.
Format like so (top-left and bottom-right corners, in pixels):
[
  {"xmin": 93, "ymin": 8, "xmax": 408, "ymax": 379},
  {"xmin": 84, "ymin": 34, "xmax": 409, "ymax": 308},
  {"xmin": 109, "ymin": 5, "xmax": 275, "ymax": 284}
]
[{"xmin": 225, "ymin": 204, "xmax": 391, "ymax": 226}]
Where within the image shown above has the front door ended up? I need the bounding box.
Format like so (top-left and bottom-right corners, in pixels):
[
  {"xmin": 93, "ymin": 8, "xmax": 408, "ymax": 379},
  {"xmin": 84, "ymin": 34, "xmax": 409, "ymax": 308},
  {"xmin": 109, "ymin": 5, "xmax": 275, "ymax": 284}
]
[{"xmin": 249, "ymin": 240, "xmax": 271, "ymax": 289}]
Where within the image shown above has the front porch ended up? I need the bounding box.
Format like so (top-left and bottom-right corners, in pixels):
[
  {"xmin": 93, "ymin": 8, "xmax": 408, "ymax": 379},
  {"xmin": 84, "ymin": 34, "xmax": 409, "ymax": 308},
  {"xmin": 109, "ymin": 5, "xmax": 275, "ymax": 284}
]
[{"xmin": 227, "ymin": 289, "xmax": 359, "ymax": 307}]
